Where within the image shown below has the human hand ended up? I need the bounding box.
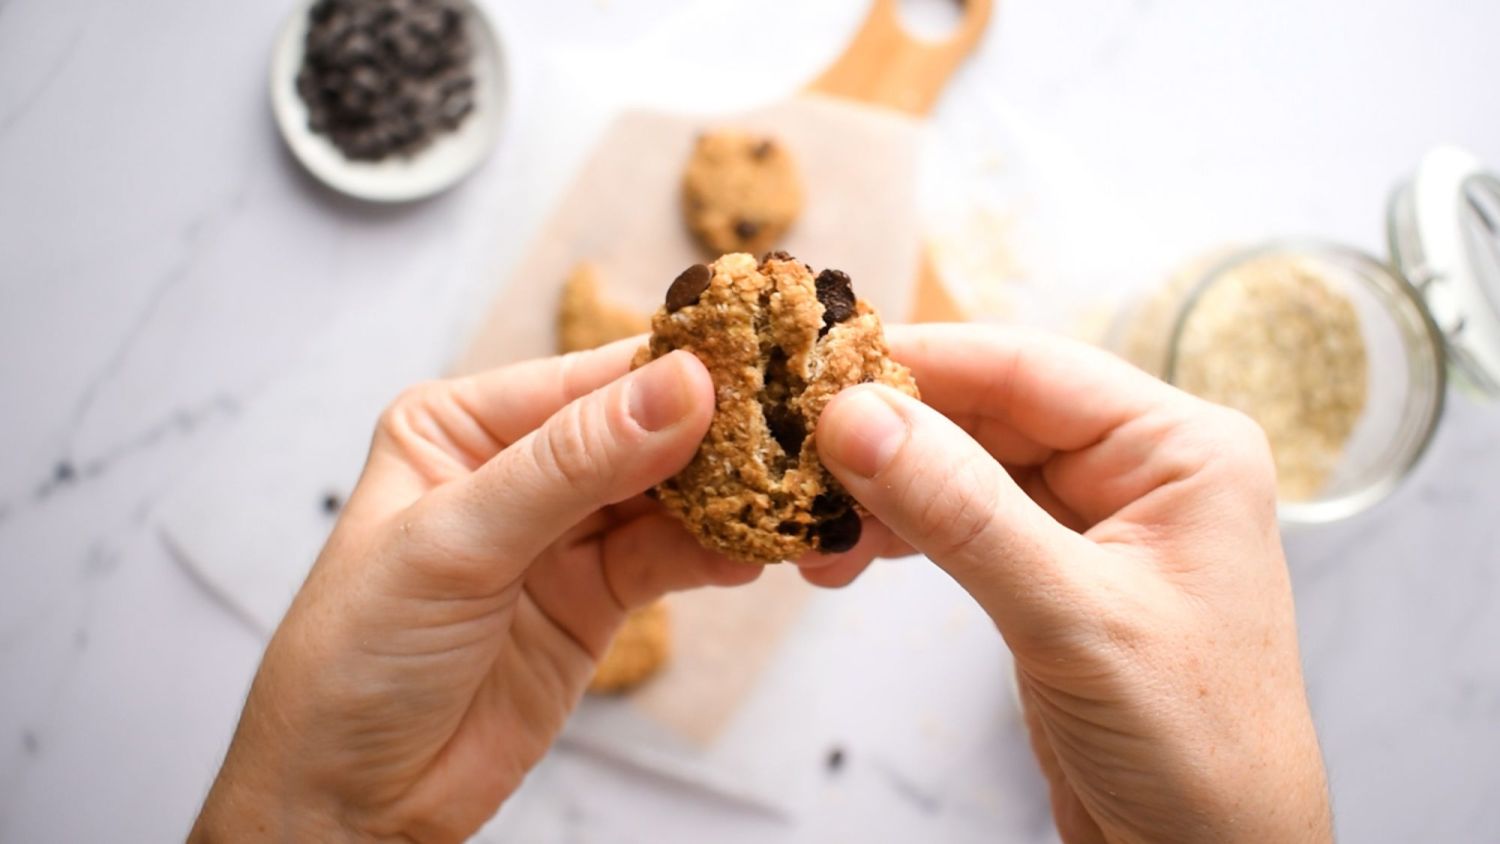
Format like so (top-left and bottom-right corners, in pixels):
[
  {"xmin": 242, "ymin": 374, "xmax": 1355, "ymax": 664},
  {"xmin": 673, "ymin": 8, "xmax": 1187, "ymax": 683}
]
[
  {"xmin": 813, "ymin": 324, "xmax": 1331, "ymax": 844},
  {"xmin": 191, "ymin": 341, "xmax": 758, "ymax": 843}
]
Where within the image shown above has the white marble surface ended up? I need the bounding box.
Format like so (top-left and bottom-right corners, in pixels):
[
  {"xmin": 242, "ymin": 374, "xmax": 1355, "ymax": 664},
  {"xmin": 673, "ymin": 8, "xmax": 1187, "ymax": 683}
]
[{"xmin": 2, "ymin": 0, "xmax": 1499, "ymax": 841}]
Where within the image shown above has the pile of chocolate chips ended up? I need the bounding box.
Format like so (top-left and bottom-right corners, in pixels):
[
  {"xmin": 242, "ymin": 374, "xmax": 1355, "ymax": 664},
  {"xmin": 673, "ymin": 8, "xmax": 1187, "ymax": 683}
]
[{"xmin": 297, "ymin": 0, "xmax": 476, "ymax": 162}]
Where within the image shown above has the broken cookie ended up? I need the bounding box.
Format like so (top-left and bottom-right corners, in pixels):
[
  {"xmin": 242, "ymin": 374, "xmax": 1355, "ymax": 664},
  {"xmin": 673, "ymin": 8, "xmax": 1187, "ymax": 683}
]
[{"xmin": 634, "ymin": 252, "xmax": 918, "ymax": 564}]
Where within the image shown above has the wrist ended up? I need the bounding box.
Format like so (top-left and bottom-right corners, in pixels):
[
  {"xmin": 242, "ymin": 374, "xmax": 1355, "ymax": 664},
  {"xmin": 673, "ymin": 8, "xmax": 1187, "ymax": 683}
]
[
  {"xmin": 191, "ymin": 752, "xmax": 367, "ymax": 843},
  {"xmin": 1173, "ymin": 742, "xmax": 1332, "ymax": 844}
]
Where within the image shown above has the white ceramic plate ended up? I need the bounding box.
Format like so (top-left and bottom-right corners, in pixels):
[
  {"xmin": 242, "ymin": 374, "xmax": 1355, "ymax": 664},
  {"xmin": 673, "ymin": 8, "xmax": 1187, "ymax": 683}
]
[{"xmin": 269, "ymin": 0, "xmax": 507, "ymax": 203}]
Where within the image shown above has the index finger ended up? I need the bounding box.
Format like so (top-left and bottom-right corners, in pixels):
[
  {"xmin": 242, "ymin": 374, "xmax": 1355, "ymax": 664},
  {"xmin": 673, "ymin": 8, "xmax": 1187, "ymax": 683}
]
[
  {"xmin": 884, "ymin": 323, "xmax": 1183, "ymax": 455},
  {"xmin": 449, "ymin": 335, "xmax": 647, "ymax": 447}
]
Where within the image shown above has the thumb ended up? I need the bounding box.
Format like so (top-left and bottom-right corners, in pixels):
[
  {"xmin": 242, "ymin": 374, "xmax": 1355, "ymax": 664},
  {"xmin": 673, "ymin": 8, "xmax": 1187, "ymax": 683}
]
[
  {"xmin": 398, "ymin": 350, "xmax": 715, "ymax": 586},
  {"xmin": 817, "ymin": 384, "xmax": 1091, "ymax": 631}
]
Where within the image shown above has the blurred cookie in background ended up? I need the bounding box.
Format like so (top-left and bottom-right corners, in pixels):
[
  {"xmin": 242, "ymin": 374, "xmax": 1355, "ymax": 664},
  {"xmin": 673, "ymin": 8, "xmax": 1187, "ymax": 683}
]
[
  {"xmin": 588, "ymin": 602, "xmax": 672, "ymax": 694},
  {"xmin": 682, "ymin": 130, "xmax": 803, "ymax": 255},
  {"xmin": 556, "ymin": 264, "xmax": 671, "ymax": 696},
  {"xmin": 556, "ymin": 262, "xmax": 650, "ymax": 354}
]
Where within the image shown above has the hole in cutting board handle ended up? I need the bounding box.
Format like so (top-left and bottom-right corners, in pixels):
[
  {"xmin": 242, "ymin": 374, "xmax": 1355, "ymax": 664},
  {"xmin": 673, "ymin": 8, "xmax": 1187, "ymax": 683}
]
[{"xmin": 898, "ymin": 0, "xmax": 967, "ymax": 41}]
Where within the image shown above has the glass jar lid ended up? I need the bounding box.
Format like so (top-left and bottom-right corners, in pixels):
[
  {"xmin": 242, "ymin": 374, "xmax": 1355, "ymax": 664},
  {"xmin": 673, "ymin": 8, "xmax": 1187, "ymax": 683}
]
[{"xmin": 1388, "ymin": 145, "xmax": 1500, "ymax": 399}]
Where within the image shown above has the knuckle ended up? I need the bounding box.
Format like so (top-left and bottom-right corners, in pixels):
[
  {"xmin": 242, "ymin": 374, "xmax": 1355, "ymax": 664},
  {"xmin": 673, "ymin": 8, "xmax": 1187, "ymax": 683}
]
[
  {"xmin": 1158, "ymin": 402, "xmax": 1279, "ymax": 508},
  {"xmin": 1206, "ymin": 406, "xmax": 1276, "ymax": 480},
  {"xmin": 373, "ymin": 381, "xmax": 451, "ymax": 454},
  {"xmin": 555, "ymin": 349, "xmax": 592, "ymax": 398},
  {"xmin": 1082, "ymin": 607, "xmax": 1156, "ymax": 675},
  {"xmin": 534, "ymin": 398, "xmax": 613, "ymax": 489},
  {"xmin": 378, "ymin": 380, "xmax": 444, "ymax": 435}
]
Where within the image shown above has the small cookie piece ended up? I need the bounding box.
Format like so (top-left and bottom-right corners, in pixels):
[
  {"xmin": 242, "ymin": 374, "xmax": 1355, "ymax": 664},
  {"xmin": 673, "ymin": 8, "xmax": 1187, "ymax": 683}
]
[
  {"xmin": 634, "ymin": 252, "xmax": 918, "ymax": 564},
  {"xmin": 557, "ymin": 262, "xmax": 650, "ymax": 353},
  {"xmin": 682, "ymin": 131, "xmax": 803, "ymax": 255},
  {"xmin": 588, "ymin": 602, "xmax": 671, "ymax": 694}
]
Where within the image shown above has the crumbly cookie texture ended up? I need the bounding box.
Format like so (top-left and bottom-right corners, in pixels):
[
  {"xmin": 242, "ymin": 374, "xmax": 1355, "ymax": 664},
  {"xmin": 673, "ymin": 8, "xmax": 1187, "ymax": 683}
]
[
  {"xmin": 588, "ymin": 602, "xmax": 671, "ymax": 694},
  {"xmin": 682, "ymin": 131, "xmax": 803, "ymax": 255},
  {"xmin": 634, "ymin": 252, "xmax": 918, "ymax": 565},
  {"xmin": 557, "ymin": 262, "xmax": 650, "ymax": 354}
]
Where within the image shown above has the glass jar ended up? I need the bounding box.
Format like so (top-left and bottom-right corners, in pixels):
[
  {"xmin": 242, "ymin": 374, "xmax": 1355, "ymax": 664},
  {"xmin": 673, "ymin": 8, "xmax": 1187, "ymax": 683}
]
[{"xmin": 1113, "ymin": 147, "xmax": 1500, "ymax": 524}]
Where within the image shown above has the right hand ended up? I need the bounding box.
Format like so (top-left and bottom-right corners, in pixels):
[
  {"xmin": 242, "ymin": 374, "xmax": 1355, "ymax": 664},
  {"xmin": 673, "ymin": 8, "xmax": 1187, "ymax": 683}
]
[{"xmin": 811, "ymin": 324, "xmax": 1331, "ymax": 844}]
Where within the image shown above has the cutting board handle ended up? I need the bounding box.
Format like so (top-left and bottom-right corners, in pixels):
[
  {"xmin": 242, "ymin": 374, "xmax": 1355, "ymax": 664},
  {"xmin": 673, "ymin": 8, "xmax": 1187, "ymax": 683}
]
[{"xmin": 806, "ymin": 0, "xmax": 994, "ymax": 116}]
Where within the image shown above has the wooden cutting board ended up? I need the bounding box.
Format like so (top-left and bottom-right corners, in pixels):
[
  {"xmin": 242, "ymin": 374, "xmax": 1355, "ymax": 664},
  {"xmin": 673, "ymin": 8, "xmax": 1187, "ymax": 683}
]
[{"xmin": 455, "ymin": 0, "xmax": 992, "ymax": 746}]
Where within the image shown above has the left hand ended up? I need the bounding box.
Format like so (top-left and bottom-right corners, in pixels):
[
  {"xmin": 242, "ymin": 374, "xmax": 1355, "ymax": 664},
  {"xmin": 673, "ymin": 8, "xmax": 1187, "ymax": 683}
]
[{"xmin": 191, "ymin": 340, "xmax": 764, "ymax": 842}]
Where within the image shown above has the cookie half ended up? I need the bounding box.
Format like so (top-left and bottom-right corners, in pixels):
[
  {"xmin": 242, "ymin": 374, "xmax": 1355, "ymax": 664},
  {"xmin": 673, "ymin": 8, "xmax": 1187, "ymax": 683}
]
[
  {"xmin": 634, "ymin": 252, "xmax": 918, "ymax": 564},
  {"xmin": 682, "ymin": 131, "xmax": 803, "ymax": 255}
]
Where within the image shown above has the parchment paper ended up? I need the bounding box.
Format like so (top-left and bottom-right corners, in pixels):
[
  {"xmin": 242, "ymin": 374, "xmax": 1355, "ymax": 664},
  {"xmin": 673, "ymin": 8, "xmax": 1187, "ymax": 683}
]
[
  {"xmin": 455, "ymin": 96, "xmax": 922, "ymax": 375},
  {"xmin": 454, "ymin": 96, "xmax": 924, "ymax": 748}
]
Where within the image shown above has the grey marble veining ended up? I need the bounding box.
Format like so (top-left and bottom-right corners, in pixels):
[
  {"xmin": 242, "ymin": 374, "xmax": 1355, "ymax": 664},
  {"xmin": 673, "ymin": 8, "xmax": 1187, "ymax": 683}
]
[{"xmin": 2, "ymin": 0, "xmax": 1499, "ymax": 841}]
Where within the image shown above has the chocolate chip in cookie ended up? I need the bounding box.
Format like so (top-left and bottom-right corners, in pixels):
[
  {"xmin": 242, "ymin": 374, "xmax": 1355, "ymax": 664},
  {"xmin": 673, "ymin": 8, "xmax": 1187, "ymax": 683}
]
[
  {"xmin": 813, "ymin": 508, "xmax": 862, "ymax": 554},
  {"xmin": 815, "ymin": 269, "xmax": 857, "ymax": 334},
  {"xmin": 633, "ymin": 252, "xmax": 918, "ymax": 564},
  {"xmin": 665, "ymin": 263, "xmax": 712, "ymax": 313}
]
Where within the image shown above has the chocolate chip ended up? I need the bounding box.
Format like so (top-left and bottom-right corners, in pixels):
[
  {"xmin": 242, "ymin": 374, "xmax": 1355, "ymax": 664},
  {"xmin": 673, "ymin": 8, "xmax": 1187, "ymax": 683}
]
[
  {"xmin": 751, "ymin": 139, "xmax": 775, "ymax": 160},
  {"xmin": 815, "ymin": 269, "xmax": 856, "ymax": 333},
  {"xmin": 296, "ymin": 0, "xmax": 476, "ymax": 162},
  {"xmin": 765, "ymin": 404, "xmax": 806, "ymax": 458},
  {"xmin": 666, "ymin": 263, "xmax": 712, "ymax": 312},
  {"xmin": 811, "ymin": 492, "xmax": 844, "ymax": 517},
  {"xmin": 776, "ymin": 520, "xmax": 803, "ymax": 535},
  {"xmin": 762, "ymin": 250, "xmax": 793, "ymax": 263},
  {"xmin": 814, "ymin": 508, "xmax": 862, "ymax": 553},
  {"xmin": 733, "ymin": 219, "xmax": 761, "ymax": 241}
]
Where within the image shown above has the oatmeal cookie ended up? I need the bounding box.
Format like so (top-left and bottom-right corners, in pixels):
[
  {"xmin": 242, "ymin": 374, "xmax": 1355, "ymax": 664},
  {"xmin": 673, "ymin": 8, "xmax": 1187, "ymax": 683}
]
[
  {"xmin": 682, "ymin": 131, "xmax": 803, "ymax": 255},
  {"xmin": 557, "ymin": 262, "xmax": 650, "ymax": 354},
  {"xmin": 588, "ymin": 602, "xmax": 671, "ymax": 694},
  {"xmin": 634, "ymin": 252, "xmax": 918, "ymax": 564}
]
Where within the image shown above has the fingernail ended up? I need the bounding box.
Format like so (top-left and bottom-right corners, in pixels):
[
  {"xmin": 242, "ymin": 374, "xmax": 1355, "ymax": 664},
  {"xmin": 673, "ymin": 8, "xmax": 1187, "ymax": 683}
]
[
  {"xmin": 629, "ymin": 353, "xmax": 696, "ymax": 432},
  {"xmin": 821, "ymin": 388, "xmax": 908, "ymax": 479}
]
